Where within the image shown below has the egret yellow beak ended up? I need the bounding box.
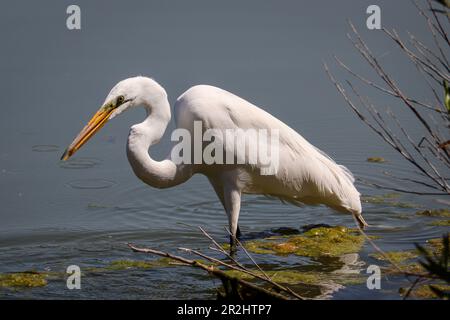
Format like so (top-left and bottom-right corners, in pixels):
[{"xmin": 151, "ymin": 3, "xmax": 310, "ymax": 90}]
[{"xmin": 61, "ymin": 107, "xmax": 114, "ymax": 161}]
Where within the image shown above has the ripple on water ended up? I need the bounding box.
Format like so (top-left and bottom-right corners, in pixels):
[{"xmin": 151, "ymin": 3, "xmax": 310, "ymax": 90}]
[
  {"xmin": 31, "ymin": 145, "xmax": 59, "ymax": 152},
  {"xmin": 66, "ymin": 178, "xmax": 116, "ymax": 190},
  {"xmin": 59, "ymin": 157, "xmax": 103, "ymax": 169}
]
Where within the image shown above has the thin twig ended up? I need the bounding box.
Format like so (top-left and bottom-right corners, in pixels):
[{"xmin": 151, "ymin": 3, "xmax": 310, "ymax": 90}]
[{"xmin": 127, "ymin": 243, "xmax": 291, "ymax": 300}]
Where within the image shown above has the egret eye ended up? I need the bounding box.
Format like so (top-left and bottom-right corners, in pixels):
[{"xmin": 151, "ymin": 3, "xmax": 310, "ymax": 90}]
[{"xmin": 116, "ymin": 95, "xmax": 125, "ymax": 105}]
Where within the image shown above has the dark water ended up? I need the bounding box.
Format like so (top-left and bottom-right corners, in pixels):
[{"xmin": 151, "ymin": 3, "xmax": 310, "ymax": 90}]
[{"xmin": 0, "ymin": 1, "xmax": 448, "ymax": 299}]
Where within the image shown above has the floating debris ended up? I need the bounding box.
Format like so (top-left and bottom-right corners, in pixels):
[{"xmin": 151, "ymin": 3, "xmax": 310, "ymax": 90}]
[
  {"xmin": 367, "ymin": 157, "xmax": 386, "ymax": 163},
  {"xmin": 87, "ymin": 203, "xmax": 110, "ymax": 209}
]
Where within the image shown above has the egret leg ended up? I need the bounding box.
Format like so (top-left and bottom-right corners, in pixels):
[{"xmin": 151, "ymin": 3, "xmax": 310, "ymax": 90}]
[
  {"xmin": 208, "ymin": 177, "xmax": 242, "ymax": 253},
  {"xmin": 223, "ymin": 185, "xmax": 242, "ymax": 254},
  {"xmin": 236, "ymin": 225, "xmax": 242, "ymax": 239}
]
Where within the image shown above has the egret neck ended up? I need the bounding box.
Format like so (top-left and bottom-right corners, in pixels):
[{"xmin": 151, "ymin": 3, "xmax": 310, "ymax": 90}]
[{"xmin": 126, "ymin": 91, "xmax": 193, "ymax": 189}]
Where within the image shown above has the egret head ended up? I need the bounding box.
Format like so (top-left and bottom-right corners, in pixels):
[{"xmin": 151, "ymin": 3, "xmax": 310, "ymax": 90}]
[{"xmin": 61, "ymin": 76, "xmax": 166, "ymax": 161}]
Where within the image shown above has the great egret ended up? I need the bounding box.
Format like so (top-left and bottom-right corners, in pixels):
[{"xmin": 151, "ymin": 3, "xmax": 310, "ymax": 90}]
[{"xmin": 61, "ymin": 76, "xmax": 366, "ymax": 248}]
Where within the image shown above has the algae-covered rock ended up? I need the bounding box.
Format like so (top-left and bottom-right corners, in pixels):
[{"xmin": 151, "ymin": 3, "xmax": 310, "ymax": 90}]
[
  {"xmin": 243, "ymin": 226, "xmax": 364, "ymax": 258},
  {"xmin": 0, "ymin": 272, "xmax": 48, "ymax": 288},
  {"xmin": 416, "ymin": 209, "xmax": 450, "ymax": 218}
]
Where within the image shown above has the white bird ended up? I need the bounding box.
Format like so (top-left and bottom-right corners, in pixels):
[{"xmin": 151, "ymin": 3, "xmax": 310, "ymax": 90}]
[{"xmin": 61, "ymin": 76, "xmax": 367, "ymax": 249}]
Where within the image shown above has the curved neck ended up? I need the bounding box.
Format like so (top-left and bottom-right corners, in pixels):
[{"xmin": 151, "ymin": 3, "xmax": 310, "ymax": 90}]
[{"xmin": 126, "ymin": 97, "xmax": 193, "ymax": 189}]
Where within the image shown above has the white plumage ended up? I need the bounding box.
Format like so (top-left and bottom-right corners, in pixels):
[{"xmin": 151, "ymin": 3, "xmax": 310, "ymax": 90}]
[{"xmin": 62, "ymin": 76, "xmax": 366, "ymax": 248}]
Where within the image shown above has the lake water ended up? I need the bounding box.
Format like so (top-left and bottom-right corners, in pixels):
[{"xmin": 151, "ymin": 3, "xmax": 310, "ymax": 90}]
[{"xmin": 0, "ymin": 1, "xmax": 448, "ymax": 299}]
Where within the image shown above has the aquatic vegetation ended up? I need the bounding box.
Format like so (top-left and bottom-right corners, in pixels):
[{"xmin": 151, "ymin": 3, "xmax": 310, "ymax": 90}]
[
  {"xmin": 223, "ymin": 268, "xmax": 364, "ymax": 287},
  {"xmin": 385, "ymin": 262, "xmax": 424, "ymax": 275},
  {"xmin": 416, "ymin": 209, "xmax": 450, "ymax": 218},
  {"xmin": 375, "ymin": 236, "xmax": 449, "ymax": 273},
  {"xmin": 370, "ymin": 250, "xmax": 418, "ymax": 264},
  {"xmin": 370, "ymin": 237, "xmax": 450, "ymax": 299},
  {"xmin": 88, "ymin": 258, "xmax": 181, "ymax": 272},
  {"xmin": 0, "ymin": 272, "xmax": 48, "ymax": 288},
  {"xmin": 0, "ymin": 258, "xmax": 191, "ymax": 291},
  {"xmin": 427, "ymin": 235, "xmax": 450, "ymax": 253},
  {"xmin": 361, "ymin": 193, "xmax": 417, "ymax": 208},
  {"xmin": 87, "ymin": 203, "xmax": 110, "ymax": 209},
  {"xmin": 367, "ymin": 157, "xmax": 386, "ymax": 163},
  {"xmin": 107, "ymin": 259, "xmax": 168, "ymax": 270},
  {"xmin": 430, "ymin": 220, "xmax": 450, "ymax": 227},
  {"xmin": 243, "ymin": 226, "xmax": 365, "ymax": 258},
  {"xmin": 399, "ymin": 284, "xmax": 450, "ymax": 299}
]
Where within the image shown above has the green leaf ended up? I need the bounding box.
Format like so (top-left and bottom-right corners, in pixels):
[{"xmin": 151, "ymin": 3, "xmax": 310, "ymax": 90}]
[{"xmin": 444, "ymin": 80, "xmax": 450, "ymax": 113}]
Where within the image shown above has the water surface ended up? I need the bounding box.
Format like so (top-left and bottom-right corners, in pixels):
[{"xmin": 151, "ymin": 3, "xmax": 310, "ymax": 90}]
[{"xmin": 0, "ymin": 1, "xmax": 448, "ymax": 299}]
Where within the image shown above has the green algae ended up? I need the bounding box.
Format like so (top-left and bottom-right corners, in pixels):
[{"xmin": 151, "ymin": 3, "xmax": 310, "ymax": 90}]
[
  {"xmin": 367, "ymin": 157, "xmax": 386, "ymax": 163},
  {"xmin": 362, "ymin": 193, "xmax": 400, "ymax": 203},
  {"xmin": 376, "ymin": 235, "xmax": 450, "ymax": 277},
  {"xmin": 223, "ymin": 268, "xmax": 364, "ymax": 286},
  {"xmin": 416, "ymin": 209, "xmax": 450, "ymax": 218},
  {"xmin": 85, "ymin": 257, "xmax": 180, "ymax": 272},
  {"xmin": 370, "ymin": 250, "xmax": 418, "ymax": 264},
  {"xmin": 426, "ymin": 234, "xmax": 450, "ymax": 253},
  {"xmin": 87, "ymin": 203, "xmax": 110, "ymax": 209},
  {"xmin": 0, "ymin": 272, "xmax": 48, "ymax": 288},
  {"xmin": 430, "ymin": 219, "xmax": 450, "ymax": 226},
  {"xmin": 107, "ymin": 259, "xmax": 170, "ymax": 270},
  {"xmin": 361, "ymin": 193, "xmax": 417, "ymax": 208},
  {"xmin": 400, "ymin": 284, "xmax": 450, "ymax": 299},
  {"xmin": 243, "ymin": 226, "xmax": 364, "ymax": 258}
]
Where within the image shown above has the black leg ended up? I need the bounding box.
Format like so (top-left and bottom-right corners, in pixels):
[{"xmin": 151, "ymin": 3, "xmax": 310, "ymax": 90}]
[{"xmin": 229, "ymin": 234, "xmax": 237, "ymax": 256}]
